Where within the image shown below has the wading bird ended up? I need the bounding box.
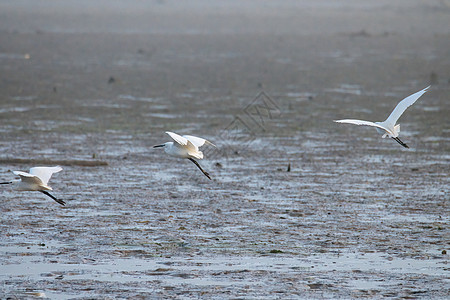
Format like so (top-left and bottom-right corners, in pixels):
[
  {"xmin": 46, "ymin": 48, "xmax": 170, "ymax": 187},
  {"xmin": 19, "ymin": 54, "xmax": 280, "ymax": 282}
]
[
  {"xmin": 0, "ymin": 166, "xmax": 65, "ymax": 205},
  {"xmin": 154, "ymin": 131, "xmax": 216, "ymax": 180},
  {"xmin": 334, "ymin": 86, "xmax": 430, "ymax": 148}
]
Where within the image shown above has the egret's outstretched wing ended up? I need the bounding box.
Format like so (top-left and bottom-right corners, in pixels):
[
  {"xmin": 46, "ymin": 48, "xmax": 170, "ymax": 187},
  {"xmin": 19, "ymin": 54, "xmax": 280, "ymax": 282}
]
[
  {"xmin": 29, "ymin": 166, "xmax": 62, "ymax": 185},
  {"xmin": 13, "ymin": 171, "xmax": 43, "ymax": 186},
  {"xmin": 183, "ymin": 135, "xmax": 216, "ymax": 148},
  {"xmin": 334, "ymin": 119, "xmax": 393, "ymax": 135},
  {"xmin": 166, "ymin": 131, "xmax": 188, "ymax": 146},
  {"xmin": 384, "ymin": 86, "xmax": 430, "ymax": 126}
]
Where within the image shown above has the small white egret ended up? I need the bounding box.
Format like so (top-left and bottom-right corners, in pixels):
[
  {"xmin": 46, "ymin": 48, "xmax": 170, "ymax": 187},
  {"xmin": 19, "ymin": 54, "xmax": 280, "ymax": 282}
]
[
  {"xmin": 153, "ymin": 131, "xmax": 216, "ymax": 180},
  {"xmin": 334, "ymin": 86, "xmax": 430, "ymax": 148},
  {"xmin": 0, "ymin": 166, "xmax": 64, "ymax": 205}
]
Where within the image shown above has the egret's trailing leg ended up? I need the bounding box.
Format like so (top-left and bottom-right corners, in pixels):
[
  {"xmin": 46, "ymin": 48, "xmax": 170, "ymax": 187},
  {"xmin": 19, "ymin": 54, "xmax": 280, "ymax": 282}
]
[
  {"xmin": 188, "ymin": 158, "xmax": 211, "ymax": 180},
  {"xmin": 40, "ymin": 191, "xmax": 65, "ymax": 206},
  {"xmin": 392, "ymin": 137, "xmax": 409, "ymax": 148},
  {"xmin": 154, "ymin": 131, "xmax": 216, "ymax": 180},
  {"xmin": 334, "ymin": 86, "xmax": 430, "ymax": 148},
  {"xmin": 1, "ymin": 166, "xmax": 64, "ymax": 206}
]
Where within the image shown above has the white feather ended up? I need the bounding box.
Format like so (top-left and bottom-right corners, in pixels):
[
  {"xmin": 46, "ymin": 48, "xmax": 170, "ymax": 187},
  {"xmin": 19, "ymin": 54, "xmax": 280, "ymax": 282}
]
[
  {"xmin": 334, "ymin": 86, "xmax": 430, "ymax": 144},
  {"xmin": 13, "ymin": 171, "xmax": 45, "ymax": 187},
  {"xmin": 166, "ymin": 131, "xmax": 189, "ymax": 146},
  {"xmin": 155, "ymin": 131, "xmax": 216, "ymax": 179},
  {"xmin": 383, "ymin": 86, "xmax": 430, "ymax": 127},
  {"xmin": 183, "ymin": 135, "xmax": 216, "ymax": 148},
  {"xmin": 29, "ymin": 166, "xmax": 62, "ymax": 185},
  {"xmin": 334, "ymin": 119, "xmax": 393, "ymax": 135}
]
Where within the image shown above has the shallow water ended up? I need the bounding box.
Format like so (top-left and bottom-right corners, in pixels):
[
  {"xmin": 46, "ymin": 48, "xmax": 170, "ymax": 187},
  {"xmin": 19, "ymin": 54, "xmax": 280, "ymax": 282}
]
[{"xmin": 1, "ymin": 0, "xmax": 449, "ymax": 299}]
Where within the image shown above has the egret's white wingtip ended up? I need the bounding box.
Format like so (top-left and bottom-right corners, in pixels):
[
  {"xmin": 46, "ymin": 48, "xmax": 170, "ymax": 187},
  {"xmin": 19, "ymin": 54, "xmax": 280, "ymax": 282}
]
[{"xmin": 417, "ymin": 86, "xmax": 431, "ymax": 93}]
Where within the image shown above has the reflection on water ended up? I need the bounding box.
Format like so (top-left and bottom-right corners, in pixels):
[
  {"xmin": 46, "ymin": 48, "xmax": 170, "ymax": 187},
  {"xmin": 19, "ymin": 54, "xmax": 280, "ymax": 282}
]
[{"xmin": 0, "ymin": 0, "xmax": 448, "ymax": 298}]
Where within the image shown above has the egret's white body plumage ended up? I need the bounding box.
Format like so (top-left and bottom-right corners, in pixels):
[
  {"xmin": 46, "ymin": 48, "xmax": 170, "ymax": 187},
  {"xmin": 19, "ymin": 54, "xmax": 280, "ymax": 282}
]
[
  {"xmin": 154, "ymin": 132, "xmax": 216, "ymax": 179},
  {"xmin": 334, "ymin": 86, "xmax": 430, "ymax": 148},
  {"xmin": 1, "ymin": 166, "xmax": 65, "ymax": 205}
]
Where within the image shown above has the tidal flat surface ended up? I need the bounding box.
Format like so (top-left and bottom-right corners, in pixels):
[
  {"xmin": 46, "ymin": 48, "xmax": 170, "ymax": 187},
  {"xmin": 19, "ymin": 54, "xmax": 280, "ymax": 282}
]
[{"xmin": 0, "ymin": 0, "xmax": 449, "ymax": 298}]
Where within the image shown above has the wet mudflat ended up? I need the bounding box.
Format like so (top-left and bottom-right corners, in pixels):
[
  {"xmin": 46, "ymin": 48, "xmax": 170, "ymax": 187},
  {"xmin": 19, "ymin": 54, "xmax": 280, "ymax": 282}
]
[{"xmin": 0, "ymin": 0, "xmax": 449, "ymax": 298}]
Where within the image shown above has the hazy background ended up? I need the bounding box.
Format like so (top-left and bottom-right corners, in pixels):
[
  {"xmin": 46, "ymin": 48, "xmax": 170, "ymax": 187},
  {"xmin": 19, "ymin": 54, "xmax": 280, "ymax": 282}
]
[{"xmin": 0, "ymin": 0, "xmax": 448, "ymax": 298}]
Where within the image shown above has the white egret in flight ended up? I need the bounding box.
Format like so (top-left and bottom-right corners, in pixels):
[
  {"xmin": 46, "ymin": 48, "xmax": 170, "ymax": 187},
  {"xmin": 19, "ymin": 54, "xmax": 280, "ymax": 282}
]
[
  {"xmin": 0, "ymin": 166, "xmax": 64, "ymax": 205},
  {"xmin": 334, "ymin": 86, "xmax": 430, "ymax": 148},
  {"xmin": 153, "ymin": 131, "xmax": 216, "ymax": 180}
]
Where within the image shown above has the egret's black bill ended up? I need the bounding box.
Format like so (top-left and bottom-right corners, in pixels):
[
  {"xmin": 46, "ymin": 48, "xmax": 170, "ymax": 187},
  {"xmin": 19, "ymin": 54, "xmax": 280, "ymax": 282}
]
[
  {"xmin": 0, "ymin": 181, "xmax": 12, "ymax": 184},
  {"xmin": 153, "ymin": 144, "xmax": 165, "ymax": 148}
]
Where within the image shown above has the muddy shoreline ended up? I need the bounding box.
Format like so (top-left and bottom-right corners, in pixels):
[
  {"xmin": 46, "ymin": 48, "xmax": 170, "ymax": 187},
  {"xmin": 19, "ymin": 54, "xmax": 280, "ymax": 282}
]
[{"xmin": 0, "ymin": 1, "xmax": 448, "ymax": 298}]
